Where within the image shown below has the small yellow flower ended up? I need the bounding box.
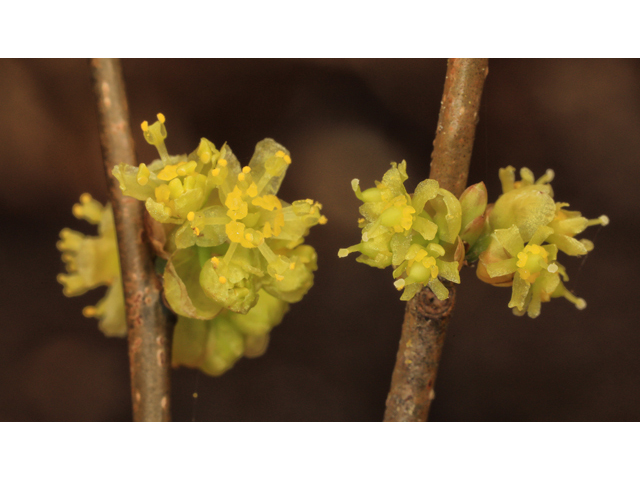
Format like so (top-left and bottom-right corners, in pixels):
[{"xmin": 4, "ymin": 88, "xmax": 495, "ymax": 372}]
[{"xmin": 56, "ymin": 195, "xmax": 126, "ymax": 337}]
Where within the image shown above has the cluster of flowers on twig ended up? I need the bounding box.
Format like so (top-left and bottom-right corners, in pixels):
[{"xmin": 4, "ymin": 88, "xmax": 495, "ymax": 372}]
[
  {"xmin": 58, "ymin": 114, "xmax": 325, "ymax": 376},
  {"xmin": 339, "ymin": 163, "xmax": 608, "ymax": 318},
  {"xmin": 58, "ymin": 114, "xmax": 610, "ymax": 379}
]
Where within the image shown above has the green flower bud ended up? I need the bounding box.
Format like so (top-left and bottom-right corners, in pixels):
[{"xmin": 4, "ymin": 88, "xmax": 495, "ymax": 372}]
[
  {"xmin": 172, "ymin": 314, "xmax": 245, "ymax": 376},
  {"xmin": 459, "ymin": 182, "xmax": 489, "ymax": 248}
]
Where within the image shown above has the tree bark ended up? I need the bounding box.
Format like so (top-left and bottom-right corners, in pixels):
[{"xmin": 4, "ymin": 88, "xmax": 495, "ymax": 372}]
[
  {"xmin": 90, "ymin": 58, "xmax": 172, "ymax": 422},
  {"xmin": 384, "ymin": 59, "xmax": 488, "ymax": 422}
]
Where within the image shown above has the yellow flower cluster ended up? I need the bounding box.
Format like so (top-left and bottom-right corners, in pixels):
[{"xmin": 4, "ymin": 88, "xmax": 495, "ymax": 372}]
[
  {"xmin": 477, "ymin": 166, "xmax": 608, "ymax": 318},
  {"xmin": 339, "ymin": 161, "xmax": 464, "ymax": 301},
  {"xmin": 59, "ymin": 114, "xmax": 325, "ymax": 376}
]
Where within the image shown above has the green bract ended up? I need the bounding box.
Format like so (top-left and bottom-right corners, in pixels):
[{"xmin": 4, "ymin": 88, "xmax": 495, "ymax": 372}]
[
  {"xmin": 339, "ymin": 161, "xmax": 463, "ymax": 301},
  {"xmin": 172, "ymin": 289, "xmax": 289, "ymax": 376}
]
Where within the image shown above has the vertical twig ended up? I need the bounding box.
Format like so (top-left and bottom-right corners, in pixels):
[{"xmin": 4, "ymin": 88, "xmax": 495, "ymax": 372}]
[
  {"xmin": 384, "ymin": 59, "xmax": 488, "ymax": 422},
  {"xmin": 90, "ymin": 58, "xmax": 172, "ymax": 422}
]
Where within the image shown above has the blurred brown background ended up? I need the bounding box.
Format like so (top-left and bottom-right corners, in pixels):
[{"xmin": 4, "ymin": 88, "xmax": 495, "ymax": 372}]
[{"xmin": 1, "ymin": 59, "xmax": 638, "ymax": 421}]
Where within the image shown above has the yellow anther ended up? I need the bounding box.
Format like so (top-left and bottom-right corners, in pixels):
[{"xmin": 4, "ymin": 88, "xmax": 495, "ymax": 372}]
[
  {"xmin": 187, "ymin": 211, "xmax": 195, "ymax": 222},
  {"xmin": 263, "ymin": 222, "xmax": 272, "ymax": 238},
  {"xmin": 72, "ymin": 204, "xmax": 83, "ymax": 218},
  {"xmin": 157, "ymin": 113, "xmax": 166, "ymax": 123},
  {"xmin": 245, "ymin": 233, "xmax": 253, "ymax": 242},
  {"xmin": 242, "ymin": 166, "xmax": 251, "ymax": 174},
  {"xmin": 247, "ymin": 182, "xmax": 258, "ymax": 197},
  {"xmin": 176, "ymin": 161, "xmax": 197, "ymax": 176},
  {"xmin": 155, "ymin": 185, "xmax": 171, "ymax": 204},
  {"xmin": 211, "ymin": 168, "xmax": 220, "ymax": 177},
  {"xmin": 275, "ymin": 274, "xmax": 284, "ymax": 281},
  {"xmin": 284, "ymin": 155, "xmax": 291, "ymax": 165},
  {"xmin": 82, "ymin": 306, "xmax": 97, "ymax": 317},
  {"xmin": 238, "ymin": 173, "xmax": 246, "ymax": 182},
  {"xmin": 252, "ymin": 195, "xmax": 282, "ymax": 211},
  {"xmin": 80, "ymin": 193, "xmax": 92, "ymax": 204},
  {"xmin": 225, "ymin": 186, "xmax": 249, "ymax": 220},
  {"xmin": 137, "ymin": 163, "xmax": 150, "ymax": 186},
  {"xmin": 275, "ymin": 151, "xmax": 286, "ymax": 157},
  {"xmin": 218, "ymin": 159, "xmax": 228, "ymax": 167},
  {"xmin": 273, "ymin": 213, "xmax": 285, "ymax": 236},
  {"xmin": 431, "ymin": 265, "xmax": 439, "ymax": 279},
  {"xmin": 226, "ymin": 221, "xmax": 246, "ymax": 243},
  {"xmin": 414, "ymin": 249, "xmax": 428, "ymax": 263},
  {"xmin": 289, "ymin": 262, "xmax": 296, "ymax": 270},
  {"xmin": 305, "ymin": 199, "xmax": 314, "ymax": 204},
  {"xmin": 211, "ymin": 257, "xmax": 220, "ymax": 267},
  {"xmin": 319, "ymin": 215, "xmax": 328, "ymax": 225},
  {"xmin": 141, "ymin": 121, "xmax": 149, "ymax": 132},
  {"xmin": 157, "ymin": 163, "xmax": 185, "ymax": 181},
  {"xmin": 516, "ymin": 252, "xmax": 528, "ymax": 268},
  {"xmin": 168, "ymin": 177, "xmax": 184, "ymax": 199},
  {"xmin": 194, "ymin": 227, "xmax": 200, "ymax": 236},
  {"xmin": 358, "ymin": 218, "xmax": 365, "ymax": 225},
  {"xmin": 218, "ymin": 276, "xmax": 227, "ymax": 284}
]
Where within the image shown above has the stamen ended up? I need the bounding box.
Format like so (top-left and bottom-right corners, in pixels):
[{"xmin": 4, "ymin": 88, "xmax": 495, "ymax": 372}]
[
  {"xmin": 72, "ymin": 204, "xmax": 83, "ymax": 218},
  {"xmin": 257, "ymin": 242, "xmax": 278, "ymax": 264},
  {"xmin": 218, "ymin": 276, "xmax": 227, "ymax": 284},
  {"xmin": 223, "ymin": 242, "xmax": 238, "ymax": 263}
]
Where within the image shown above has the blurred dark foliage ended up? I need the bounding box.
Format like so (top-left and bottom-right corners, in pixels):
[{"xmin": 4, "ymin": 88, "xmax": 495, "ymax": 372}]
[{"xmin": 1, "ymin": 59, "xmax": 638, "ymax": 421}]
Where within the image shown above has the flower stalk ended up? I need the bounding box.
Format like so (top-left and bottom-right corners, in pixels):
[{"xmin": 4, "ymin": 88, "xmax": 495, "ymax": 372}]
[
  {"xmin": 90, "ymin": 58, "xmax": 172, "ymax": 421},
  {"xmin": 384, "ymin": 58, "xmax": 489, "ymax": 422}
]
